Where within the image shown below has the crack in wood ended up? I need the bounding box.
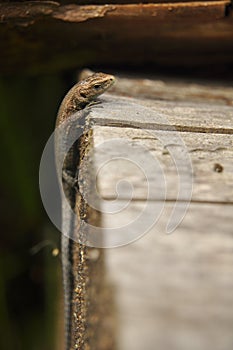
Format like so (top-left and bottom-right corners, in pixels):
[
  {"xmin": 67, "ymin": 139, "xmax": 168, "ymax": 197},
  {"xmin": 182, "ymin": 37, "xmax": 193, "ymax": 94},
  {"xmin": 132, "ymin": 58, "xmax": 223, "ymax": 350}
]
[{"xmin": 92, "ymin": 119, "xmax": 233, "ymax": 135}]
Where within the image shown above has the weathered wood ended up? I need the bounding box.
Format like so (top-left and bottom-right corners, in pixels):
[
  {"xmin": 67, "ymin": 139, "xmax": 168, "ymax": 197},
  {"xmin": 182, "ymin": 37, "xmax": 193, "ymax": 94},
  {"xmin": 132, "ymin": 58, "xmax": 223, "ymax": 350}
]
[
  {"xmin": 76, "ymin": 73, "xmax": 233, "ymax": 349},
  {"xmin": 91, "ymin": 94, "xmax": 233, "ymax": 133},
  {"xmin": 107, "ymin": 73, "xmax": 233, "ymax": 106},
  {"xmin": 1, "ymin": 2, "xmax": 229, "ymax": 23},
  {"xmin": 61, "ymin": 71, "xmax": 233, "ymax": 349},
  {"xmin": 104, "ymin": 202, "xmax": 233, "ymax": 350},
  {"xmin": 0, "ymin": 2, "xmax": 232, "ymax": 74},
  {"xmin": 53, "ymin": 2, "xmax": 229, "ymax": 22},
  {"xmin": 92, "ymin": 125, "xmax": 233, "ymax": 202},
  {"xmin": 58, "ymin": 0, "xmax": 228, "ymax": 4}
]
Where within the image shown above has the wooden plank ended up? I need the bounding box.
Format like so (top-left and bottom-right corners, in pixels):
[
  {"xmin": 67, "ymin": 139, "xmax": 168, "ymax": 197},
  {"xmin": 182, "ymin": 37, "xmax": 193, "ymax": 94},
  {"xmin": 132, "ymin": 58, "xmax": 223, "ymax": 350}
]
[
  {"xmin": 90, "ymin": 95, "xmax": 233, "ymax": 133},
  {"xmin": 53, "ymin": 2, "xmax": 229, "ymax": 22},
  {"xmin": 103, "ymin": 202, "xmax": 233, "ymax": 350},
  {"xmin": 105, "ymin": 72, "xmax": 233, "ymax": 106},
  {"xmin": 86, "ymin": 89, "xmax": 233, "ymax": 204},
  {"xmin": 72, "ymin": 74, "xmax": 233, "ymax": 349},
  {"xmin": 59, "ymin": 0, "xmax": 228, "ymax": 4},
  {"xmin": 92, "ymin": 125, "xmax": 233, "ymax": 202},
  {"xmin": 0, "ymin": 2, "xmax": 233, "ymax": 74},
  {"xmin": 0, "ymin": 2, "xmax": 229, "ymax": 24}
]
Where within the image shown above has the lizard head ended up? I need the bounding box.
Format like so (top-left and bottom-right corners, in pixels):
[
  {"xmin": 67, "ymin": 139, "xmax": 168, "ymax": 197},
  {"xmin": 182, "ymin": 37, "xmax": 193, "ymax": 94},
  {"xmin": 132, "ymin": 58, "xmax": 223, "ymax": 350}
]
[{"xmin": 78, "ymin": 72, "xmax": 115, "ymax": 103}]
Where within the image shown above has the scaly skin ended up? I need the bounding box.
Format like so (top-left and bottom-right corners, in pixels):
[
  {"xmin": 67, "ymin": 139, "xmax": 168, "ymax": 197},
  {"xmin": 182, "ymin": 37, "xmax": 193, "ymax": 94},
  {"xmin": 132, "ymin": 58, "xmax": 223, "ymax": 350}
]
[{"xmin": 55, "ymin": 72, "xmax": 115, "ymax": 350}]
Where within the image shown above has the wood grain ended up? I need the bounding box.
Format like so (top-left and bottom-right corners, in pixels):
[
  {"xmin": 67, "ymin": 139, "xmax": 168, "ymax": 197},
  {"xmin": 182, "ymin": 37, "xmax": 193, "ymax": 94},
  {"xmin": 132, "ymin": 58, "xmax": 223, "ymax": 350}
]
[
  {"xmin": 0, "ymin": 2, "xmax": 232, "ymax": 74},
  {"xmin": 78, "ymin": 74, "xmax": 233, "ymax": 349},
  {"xmin": 104, "ymin": 202, "xmax": 233, "ymax": 350},
  {"xmin": 92, "ymin": 125, "xmax": 233, "ymax": 202}
]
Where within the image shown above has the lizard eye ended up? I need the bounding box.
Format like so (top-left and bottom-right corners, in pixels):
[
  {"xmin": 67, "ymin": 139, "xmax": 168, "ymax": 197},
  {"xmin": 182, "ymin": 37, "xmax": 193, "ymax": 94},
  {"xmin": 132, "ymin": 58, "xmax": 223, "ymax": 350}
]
[
  {"xmin": 94, "ymin": 84, "xmax": 101, "ymax": 90},
  {"xmin": 80, "ymin": 92, "xmax": 86, "ymax": 98}
]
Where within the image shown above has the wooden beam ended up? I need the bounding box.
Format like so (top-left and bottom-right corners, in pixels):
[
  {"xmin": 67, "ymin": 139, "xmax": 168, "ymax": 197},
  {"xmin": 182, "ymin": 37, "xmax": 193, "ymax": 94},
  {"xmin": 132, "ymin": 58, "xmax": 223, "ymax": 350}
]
[{"xmin": 0, "ymin": 2, "xmax": 232, "ymax": 74}]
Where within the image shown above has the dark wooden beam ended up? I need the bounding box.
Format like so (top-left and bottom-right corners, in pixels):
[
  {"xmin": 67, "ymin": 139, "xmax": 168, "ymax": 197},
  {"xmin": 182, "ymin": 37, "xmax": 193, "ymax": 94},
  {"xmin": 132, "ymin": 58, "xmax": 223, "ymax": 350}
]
[{"xmin": 0, "ymin": 2, "xmax": 232, "ymax": 75}]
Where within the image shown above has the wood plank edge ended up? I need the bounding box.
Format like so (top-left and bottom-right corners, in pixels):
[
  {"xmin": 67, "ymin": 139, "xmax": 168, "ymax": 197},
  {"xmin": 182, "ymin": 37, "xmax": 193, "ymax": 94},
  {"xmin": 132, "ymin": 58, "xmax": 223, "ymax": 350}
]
[{"xmin": 0, "ymin": 1, "xmax": 230, "ymax": 24}]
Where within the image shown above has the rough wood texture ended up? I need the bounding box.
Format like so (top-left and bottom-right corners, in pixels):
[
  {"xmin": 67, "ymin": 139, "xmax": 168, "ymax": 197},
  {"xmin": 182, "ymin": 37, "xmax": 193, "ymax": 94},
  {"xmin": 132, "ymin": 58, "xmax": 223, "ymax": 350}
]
[
  {"xmin": 70, "ymin": 131, "xmax": 116, "ymax": 349},
  {"xmin": 1, "ymin": 2, "xmax": 229, "ymax": 23},
  {"xmin": 93, "ymin": 126, "xmax": 233, "ymax": 202},
  {"xmin": 108, "ymin": 73, "xmax": 233, "ymax": 106},
  {"xmin": 58, "ymin": 0, "xmax": 229, "ymax": 4},
  {"xmin": 0, "ymin": 1, "xmax": 232, "ymax": 74},
  {"xmin": 91, "ymin": 94, "xmax": 233, "ymax": 133},
  {"xmin": 76, "ymin": 73, "xmax": 233, "ymax": 349},
  {"xmin": 104, "ymin": 202, "xmax": 233, "ymax": 350}
]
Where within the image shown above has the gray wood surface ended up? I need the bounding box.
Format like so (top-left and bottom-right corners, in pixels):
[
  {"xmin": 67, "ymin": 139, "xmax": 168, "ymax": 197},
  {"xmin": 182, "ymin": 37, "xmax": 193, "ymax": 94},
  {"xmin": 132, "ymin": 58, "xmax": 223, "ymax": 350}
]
[
  {"xmin": 91, "ymin": 94, "xmax": 233, "ymax": 132},
  {"xmin": 81, "ymin": 75, "xmax": 233, "ymax": 350},
  {"xmin": 93, "ymin": 126, "xmax": 233, "ymax": 202},
  {"xmin": 104, "ymin": 202, "xmax": 233, "ymax": 350}
]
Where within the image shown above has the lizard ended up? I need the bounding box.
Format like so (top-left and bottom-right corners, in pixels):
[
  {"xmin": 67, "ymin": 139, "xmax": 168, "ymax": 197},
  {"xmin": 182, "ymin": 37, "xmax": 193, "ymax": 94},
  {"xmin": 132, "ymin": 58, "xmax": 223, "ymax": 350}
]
[{"xmin": 55, "ymin": 72, "xmax": 115, "ymax": 350}]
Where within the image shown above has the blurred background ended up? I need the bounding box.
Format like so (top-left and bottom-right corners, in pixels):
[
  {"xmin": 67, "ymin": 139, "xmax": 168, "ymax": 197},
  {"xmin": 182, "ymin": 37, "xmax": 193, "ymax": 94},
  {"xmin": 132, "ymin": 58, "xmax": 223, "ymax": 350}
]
[
  {"xmin": 0, "ymin": 75, "xmax": 69, "ymax": 350},
  {"xmin": 0, "ymin": 1, "xmax": 233, "ymax": 349}
]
